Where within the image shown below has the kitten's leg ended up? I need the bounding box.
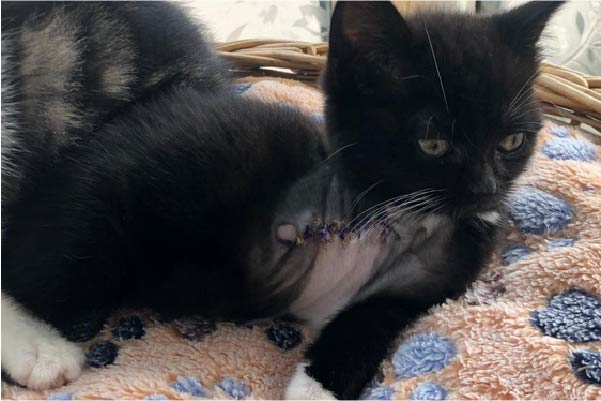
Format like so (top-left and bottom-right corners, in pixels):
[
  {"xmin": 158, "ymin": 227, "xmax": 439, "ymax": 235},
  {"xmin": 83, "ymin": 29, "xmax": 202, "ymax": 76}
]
[
  {"xmin": 1, "ymin": 293, "xmax": 84, "ymax": 390},
  {"xmin": 286, "ymin": 297, "xmax": 426, "ymax": 400}
]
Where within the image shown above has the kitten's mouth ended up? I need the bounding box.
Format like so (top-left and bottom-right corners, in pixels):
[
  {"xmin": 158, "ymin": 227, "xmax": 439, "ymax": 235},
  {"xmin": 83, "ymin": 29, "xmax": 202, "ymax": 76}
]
[
  {"xmin": 478, "ymin": 201, "xmax": 499, "ymax": 213},
  {"xmin": 450, "ymin": 197, "xmax": 500, "ymax": 220}
]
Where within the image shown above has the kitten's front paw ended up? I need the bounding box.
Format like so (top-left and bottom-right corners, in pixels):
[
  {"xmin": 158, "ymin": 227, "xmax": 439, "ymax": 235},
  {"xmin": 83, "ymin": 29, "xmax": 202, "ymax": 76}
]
[
  {"xmin": 1, "ymin": 294, "xmax": 84, "ymax": 390},
  {"xmin": 285, "ymin": 362, "xmax": 336, "ymax": 400},
  {"xmin": 4, "ymin": 336, "xmax": 84, "ymax": 390}
]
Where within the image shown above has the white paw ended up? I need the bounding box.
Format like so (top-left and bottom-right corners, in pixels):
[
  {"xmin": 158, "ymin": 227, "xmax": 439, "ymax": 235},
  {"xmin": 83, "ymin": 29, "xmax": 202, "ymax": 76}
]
[
  {"xmin": 286, "ymin": 362, "xmax": 336, "ymax": 400},
  {"xmin": 7, "ymin": 336, "xmax": 84, "ymax": 390},
  {"xmin": 1, "ymin": 293, "xmax": 85, "ymax": 390}
]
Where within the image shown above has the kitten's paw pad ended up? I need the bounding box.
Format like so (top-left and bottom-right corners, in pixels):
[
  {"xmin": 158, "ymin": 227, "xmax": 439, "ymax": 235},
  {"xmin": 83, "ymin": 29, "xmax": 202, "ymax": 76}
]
[
  {"xmin": 10, "ymin": 339, "xmax": 84, "ymax": 390},
  {"xmin": 285, "ymin": 362, "xmax": 336, "ymax": 400}
]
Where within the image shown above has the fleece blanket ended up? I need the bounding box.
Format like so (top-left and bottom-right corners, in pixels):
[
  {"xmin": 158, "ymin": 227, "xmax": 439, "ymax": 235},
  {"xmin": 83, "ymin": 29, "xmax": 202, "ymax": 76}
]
[{"xmin": 2, "ymin": 78, "xmax": 600, "ymax": 400}]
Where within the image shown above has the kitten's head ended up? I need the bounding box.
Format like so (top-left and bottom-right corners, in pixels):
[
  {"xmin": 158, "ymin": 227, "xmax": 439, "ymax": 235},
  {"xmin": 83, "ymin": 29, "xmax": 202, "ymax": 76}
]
[{"xmin": 324, "ymin": 1, "xmax": 563, "ymax": 221}]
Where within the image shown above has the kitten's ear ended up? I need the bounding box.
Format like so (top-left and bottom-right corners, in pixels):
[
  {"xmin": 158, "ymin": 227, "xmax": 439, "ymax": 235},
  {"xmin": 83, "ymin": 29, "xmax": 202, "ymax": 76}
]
[
  {"xmin": 328, "ymin": 1, "xmax": 411, "ymax": 60},
  {"xmin": 325, "ymin": 1, "xmax": 412, "ymax": 96},
  {"xmin": 494, "ymin": 1, "xmax": 564, "ymax": 56}
]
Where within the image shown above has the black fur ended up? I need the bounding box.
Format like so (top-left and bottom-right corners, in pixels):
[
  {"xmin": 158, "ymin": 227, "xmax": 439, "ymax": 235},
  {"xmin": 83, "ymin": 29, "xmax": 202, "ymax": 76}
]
[
  {"xmin": 1, "ymin": 0, "xmax": 324, "ymax": 358},
  {"xmin": 2, "ymin": 87, "xmax": 324, "ymax": 331},
  {"xmin": 300, "ymin": 1, "xmax": 563, "ymax": 398},
  {"xmin": 1, "ymin": 1, "xmax": 227, "ymax": 207}
]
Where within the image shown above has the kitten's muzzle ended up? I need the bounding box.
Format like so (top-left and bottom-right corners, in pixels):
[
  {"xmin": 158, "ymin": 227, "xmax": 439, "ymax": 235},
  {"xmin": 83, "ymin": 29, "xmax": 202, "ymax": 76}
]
[
  {"xmin": 460, "ymin": 195, "xmax": 498, "ymax": 215},
  {"xmin": 468, "ymin": 164, "xmax": 497, "ymax": 196}
]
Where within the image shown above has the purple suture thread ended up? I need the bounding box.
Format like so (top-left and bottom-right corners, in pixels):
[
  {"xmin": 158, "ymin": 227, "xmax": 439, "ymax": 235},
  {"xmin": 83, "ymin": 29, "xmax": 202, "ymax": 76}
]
[
  {"xmin": 296, "ymin": 221, "xmax": 351, "ymax": 244},
  {"xmin": 303, "ymin": 225, "xmax": 313, "ymax": 240},
  {"xmin": 338, "ymin": 226, "xmax": 351, "ymax": 240}
]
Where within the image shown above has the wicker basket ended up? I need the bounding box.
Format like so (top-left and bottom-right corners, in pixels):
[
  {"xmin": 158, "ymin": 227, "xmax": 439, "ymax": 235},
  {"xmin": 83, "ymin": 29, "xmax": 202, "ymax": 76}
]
[{"xmin": 217, "ymin": 39, "xmax": 601, "ymax": 135}]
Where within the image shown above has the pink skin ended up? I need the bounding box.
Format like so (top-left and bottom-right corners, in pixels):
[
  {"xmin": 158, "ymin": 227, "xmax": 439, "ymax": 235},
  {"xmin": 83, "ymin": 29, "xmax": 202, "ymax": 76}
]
[
  {"xmin": 288, "ymin": 228, "xmax": 392, "ymax": 328},
  {"xmin": 276, "ymin": 224, "xmax": 298, "ymax": 243},
  {"xmin": 275, "ymin": 213, "xmax": 448, "ymax": 329}
]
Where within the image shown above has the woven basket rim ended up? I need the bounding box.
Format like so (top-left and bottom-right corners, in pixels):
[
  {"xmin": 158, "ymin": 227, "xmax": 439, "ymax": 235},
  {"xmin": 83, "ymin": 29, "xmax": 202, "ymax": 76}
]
[{"xmin": 217, "ymin": 40, "xmax": 601, "ymax": 134}]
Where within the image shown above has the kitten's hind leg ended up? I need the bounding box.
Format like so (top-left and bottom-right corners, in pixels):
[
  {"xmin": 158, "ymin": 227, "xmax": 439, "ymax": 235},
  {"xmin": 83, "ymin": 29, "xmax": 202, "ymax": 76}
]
[{"xmin": 1, "ymin": 293, "xmax": 84, "ymax": 390}]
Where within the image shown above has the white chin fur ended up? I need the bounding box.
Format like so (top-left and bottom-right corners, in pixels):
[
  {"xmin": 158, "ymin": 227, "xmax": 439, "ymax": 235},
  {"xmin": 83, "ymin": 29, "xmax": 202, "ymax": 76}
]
[
  {"xmin": 1, "ymin": 292, "xmax": 84, "ymax": 390},
  {"xmin": 286, "ymin": 362, "xmax": 336, "ymax": 400},
  {"xmin": 477, "ymin": 210, "xmax": 500, "ymax": 224}
]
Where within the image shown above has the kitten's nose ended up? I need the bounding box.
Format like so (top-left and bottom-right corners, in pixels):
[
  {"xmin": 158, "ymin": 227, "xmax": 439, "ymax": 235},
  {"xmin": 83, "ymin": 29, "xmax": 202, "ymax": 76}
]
[{"xmin": 469, "ymin": 163, "xmax": 497, "ymax": 195}]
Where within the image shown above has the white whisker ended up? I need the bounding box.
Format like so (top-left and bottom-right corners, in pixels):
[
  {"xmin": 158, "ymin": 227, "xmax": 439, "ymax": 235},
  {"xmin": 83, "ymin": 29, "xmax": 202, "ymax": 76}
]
[
  {"xmin": 363, "ymin": 193, "xmax": 446, "ymax": 234},
  {"xmin": 349, "ymin": 180, "xmax": 384, "ymax": 215},
  {"xmin": 505, "ymin": 71, "xmax": 539, "ymax": 120},
  {"xmin": 386, "ymin": 195, "xmax": 445, "ymax": 224},
  {"xmin": 426, "ymin": 115, "xmax": 434, "ymax": 139},
  {"xmin": 321, "ymin": 142, "xmax": 358, "ymax": 165},
  {"xmin": 346, "ymin": 188, "xmax": 443, "ymax": 230},
  {"xmin": 425, "ymin": 23, "xmax": 449, "ymax": 113}
]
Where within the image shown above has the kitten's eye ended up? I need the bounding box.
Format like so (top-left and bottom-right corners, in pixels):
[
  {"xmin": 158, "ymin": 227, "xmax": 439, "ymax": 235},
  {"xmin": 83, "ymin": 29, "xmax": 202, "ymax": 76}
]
[
  {"xmin": 418, "ymin": 139, "xmax": 449, "ymax": 157},
  {"xmin": 498, "ymin": 133, "xmax": 524, "ymax": 152}
]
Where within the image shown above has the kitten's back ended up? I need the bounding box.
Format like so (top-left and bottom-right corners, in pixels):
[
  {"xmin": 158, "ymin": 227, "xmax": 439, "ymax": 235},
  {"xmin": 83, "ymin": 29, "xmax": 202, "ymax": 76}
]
[{"xmin": 1, "ymin": 1, "xmax": 228, "ymax": 206}]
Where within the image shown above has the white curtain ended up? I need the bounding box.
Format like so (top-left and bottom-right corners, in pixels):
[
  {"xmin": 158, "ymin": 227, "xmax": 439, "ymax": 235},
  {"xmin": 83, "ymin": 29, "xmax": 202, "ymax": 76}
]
[
  {"xmin": 488, "ymin": 1, "xmax": 601, "ymax": 75},
  {"xmin": 184, "ymin": 1, "xmax": 332, "ymax": 43}
]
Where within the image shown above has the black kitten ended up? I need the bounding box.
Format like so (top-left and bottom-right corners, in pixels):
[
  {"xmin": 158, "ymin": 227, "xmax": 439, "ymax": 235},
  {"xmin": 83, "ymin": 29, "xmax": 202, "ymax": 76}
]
[
  {"xmin": 0, "ymin": 1, "xmax": 322, "ymax": 390},
  {"xmin": 1, "ymin": 2, "xmax": 562, "ymax": 399},
  {"xmin": 286, "ymin": 1, "xmax": 563, "ymax": 398}
]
